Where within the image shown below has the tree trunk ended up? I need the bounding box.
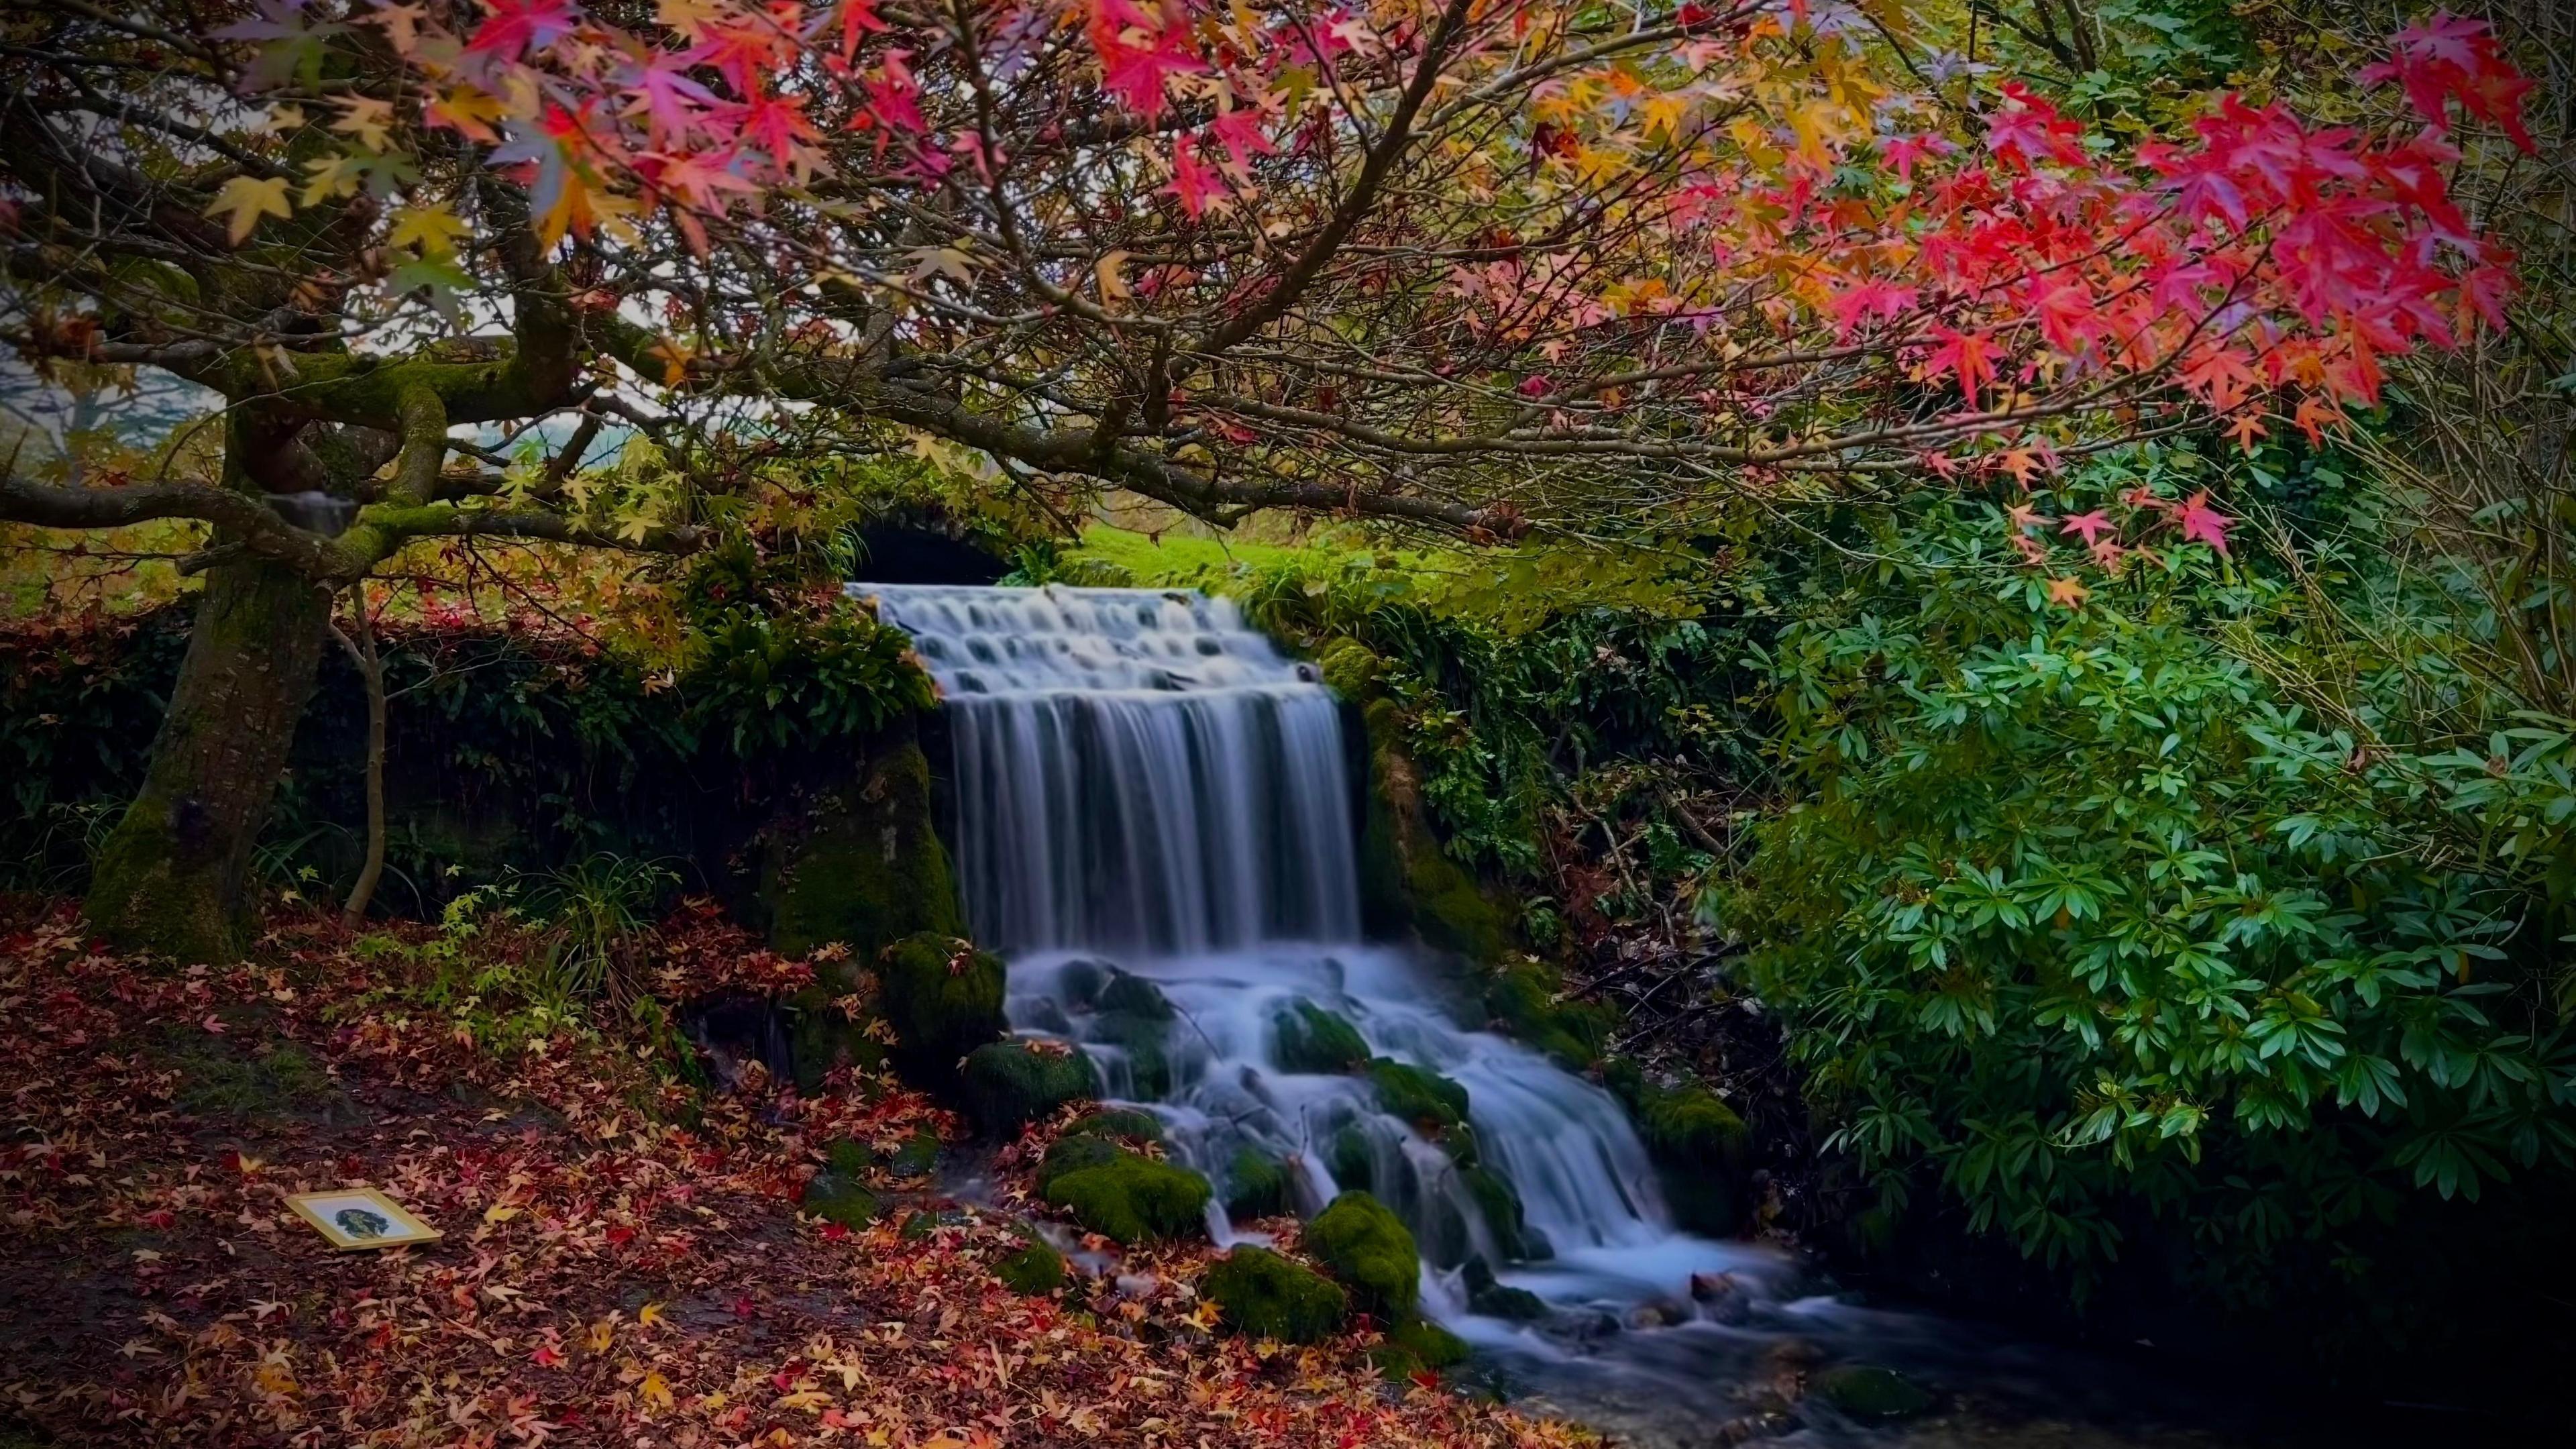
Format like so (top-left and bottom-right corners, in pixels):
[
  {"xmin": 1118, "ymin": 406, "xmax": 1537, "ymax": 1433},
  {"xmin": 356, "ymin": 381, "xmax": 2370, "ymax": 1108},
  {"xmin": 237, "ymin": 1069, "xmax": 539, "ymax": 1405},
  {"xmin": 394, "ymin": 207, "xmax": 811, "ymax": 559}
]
[
  {"xmin": 85, "ymin": 549, "xmax": 330, "ymax": 961},
  {"xmin": 333, "ymin": 590, "xmax": 388, "ymax": 930}
]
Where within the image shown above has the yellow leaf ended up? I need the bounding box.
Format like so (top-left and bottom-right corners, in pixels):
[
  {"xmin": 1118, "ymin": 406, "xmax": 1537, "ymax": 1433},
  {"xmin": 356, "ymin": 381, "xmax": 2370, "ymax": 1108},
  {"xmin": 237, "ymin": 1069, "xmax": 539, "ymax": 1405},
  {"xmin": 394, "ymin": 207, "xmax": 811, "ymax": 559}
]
[
  {"xmin": 206, "ymin": 176, "xmax": 292, "ymax": 246},
  {"xmin": 483, "ymin": 1203, "xmax": 521, "ymax": 1225},
  {"xmin": 301, "ymin": 155, "xmax": 364, "ymax": 208},
  {"xmin": 637, "ymin": 1301, "xmax": 666, "ymax": 1329},
  {"xmin": 646, "ymin": 339, "xmax": 693, "ymax": 388},
  {"xmin": 640, "ymin": 1371, "xmax": 674, "ymax": 1410},
  {"xmin": 1094, "ymin": 249, "xmax": 1132, "ymax": 307},
  {"xmin": 775, "ymin": 1389, "xmax": 833, "ymax": 1411},
  {"xmin": 333, "ymin": 96, "xmax": 398, "ymax": 155},
  {"xmin": 427, "ymin": 87, "xmax": 507, "ymax": 145},
  {"xmin": 389, "ymin": 204, "xmax": 472, "ymax": 258},
  {"xmin": 586, "ymin": 1317, "xmax": 615, "ymax": 1352}
]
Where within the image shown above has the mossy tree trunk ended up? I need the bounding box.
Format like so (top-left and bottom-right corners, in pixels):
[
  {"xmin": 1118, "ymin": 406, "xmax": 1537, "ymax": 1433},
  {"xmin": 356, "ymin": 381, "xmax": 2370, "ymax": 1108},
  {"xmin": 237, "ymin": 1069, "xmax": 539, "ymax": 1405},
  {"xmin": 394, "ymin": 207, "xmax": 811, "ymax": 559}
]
[{"xmin": 85, "ymin": 547, "xmax": 330, "ymax": 961}]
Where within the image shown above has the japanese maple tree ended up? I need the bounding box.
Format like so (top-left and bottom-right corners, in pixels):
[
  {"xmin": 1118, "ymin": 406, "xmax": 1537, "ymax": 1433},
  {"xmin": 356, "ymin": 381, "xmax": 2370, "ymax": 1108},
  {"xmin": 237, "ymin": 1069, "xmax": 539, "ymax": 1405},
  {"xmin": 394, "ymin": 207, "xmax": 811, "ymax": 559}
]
[{"xmin": 0, "ymin": 0, "xmax": 2532, "ymax": 958}]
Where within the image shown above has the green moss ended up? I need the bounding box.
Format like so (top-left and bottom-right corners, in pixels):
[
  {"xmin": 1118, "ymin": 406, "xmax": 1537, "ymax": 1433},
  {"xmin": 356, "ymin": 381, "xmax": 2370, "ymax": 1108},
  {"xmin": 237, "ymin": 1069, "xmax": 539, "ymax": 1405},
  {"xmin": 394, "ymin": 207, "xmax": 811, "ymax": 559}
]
[
  {"xmin": 762, "ymin": 741, "xmax": 965, "ymax": 959},
  {"xmin": 784, "ymin": 983, "xmax": 886, "ymax": 1093},
  {"xmin": 1272, "ymin": 1000, "xmax": 1368, "ymax": 1075},
  {"xmin": 1040, "ymin": 1148, "xmax": 1212, "ymax": 1244},
  {"xmin": 805, "ymin": 1175, "xmax": 879, "ymax": 1228},
  {"xmin": 163, "ymin": 1034, "xmax": 341, "ymax": 1120},
  {"xmin": 1036, "ymin": 1131, "xmax": 1122, "ymax": 1193},
  {"xmin": 1065, "ymin": 1108, "xmax": 1165, "ymax": 1142},
  {"xmin": 1090, "ymin": 997, "xmax": 1175, "ymax": 1097},
  {"xmin": 1386, "ymin": 1316, "xmax": 1468, "ymax": 1370},
  {"xmin": 876, "ymin": 932, "xmax": 1008, "ymax": 1084},
  {"xmin": 888, "ymin": 1129, "xmax": 941, "ymax": 1178},
  {"xmin": 1328, "ymin": 1126, "xmax": 1377, "ymax": 1196},
  {"xmin": 826, "ymin": 1138, "xmax": 871, "ymax": 1179},
  {"xmin": 1811, "ymin": 1364, "xmax": 1936, "ymax": 1421},
  {"xmin": 1481, "ymin": 958, "xmax": 1613, "ymax": 1070},
  {"xmin": 1224, "ymin": 1147, "xmax": 1291, "ymax": 1219},
  {"xmin": 1352, "ymin": 702, "xmax": 1514, "ymax": 963},
  {"xmin": 1458, "ymin": 1165, "xmax": 1534, "ymax": 1260},
  {"xmin": 1629, "ymin": 1079, "xmax": 1750, "ymax": 1236},
  {"xmin": 960, "ymin": 1040, "xmax": 1096, "ymax": 1136},
  {"xmin": 1307, "ymin": 1191, "xmax": 1419, "ymax": 1316},
  {"xmin": 899, "ymin": 1210, "xmax": 939, "ymax": 1240},
  {"xmin": 1095, "ymin": 970, "xmax": 1174, "ymax": 1020},
  {"xmin": 1366, "ymin": 1058, "xmax": 1468, "ymax": 1131},
  {"xmin": 1201, "ymin": 1246, "xmax": 1348, "ymax": 1342},
  {"xmin": 1463, "ymin": 1260, "xmax": 1548, "ymax": 1320},
  {"xmin": 1315, "ymin": 639, "xmax": 1389, "ymax": 698},
  {"xmin": 996, "ymin": 1240, "xmax": 1067, "ymax": 1295}
]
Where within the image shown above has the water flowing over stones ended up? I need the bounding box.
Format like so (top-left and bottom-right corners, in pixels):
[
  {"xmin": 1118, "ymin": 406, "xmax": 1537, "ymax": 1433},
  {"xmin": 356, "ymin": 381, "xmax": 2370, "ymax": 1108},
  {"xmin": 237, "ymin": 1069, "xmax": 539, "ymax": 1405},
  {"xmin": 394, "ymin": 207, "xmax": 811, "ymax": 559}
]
[{"xmin": 861, "ymin": 583, "xmax": 2204, "ymax": 1446}]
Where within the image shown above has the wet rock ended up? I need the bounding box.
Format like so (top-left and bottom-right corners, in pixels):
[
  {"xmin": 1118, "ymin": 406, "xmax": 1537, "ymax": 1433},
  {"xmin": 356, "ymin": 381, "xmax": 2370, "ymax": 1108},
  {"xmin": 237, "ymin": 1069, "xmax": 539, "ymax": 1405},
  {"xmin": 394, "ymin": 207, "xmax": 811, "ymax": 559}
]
[
  {"xmin": 1223, "ymin": 1146, "xmax": 1291, "ymax": 1219},
  {"xmin": 1690, "ymin": 1271, "xmax": 1753, "ymax": 1326},
  {"xmin": 1810, "ymin": 1364, "xmax": 1936, "ymax": 1423},
  {"xmin": 1271, "ymin": 999, "xmax": 1369, "ymax": 1075},
  {"xmin": 1064, "ymin": 1108, "xmax": 1165, "ymax": 1143},
  {"xmin": 1461, "ymin": 1259, "xmax": 1550, "ymax": 1320},
  {"xmin": 1095, "ymin": 969, "xmax": 1173, "ymax": 1020},
  {"xmin": 1627, "ymin": 1299, "xmax": 1691, "ymax": 1329},
  {"xmin": 802, "ymin": 1171, "xmax": 878, "ymax": 1228},
  {"xmin": 1201, "ymin": 1245, "xmax": 1348, "ymax": 1342},
  {"xmin": 1374, "ymin": 1316, "xmax": 1468, "ymax": 1381},
  {"xmin": 1365, "ymin": 1057, "xmax": 1470, "ymax": 1131}
]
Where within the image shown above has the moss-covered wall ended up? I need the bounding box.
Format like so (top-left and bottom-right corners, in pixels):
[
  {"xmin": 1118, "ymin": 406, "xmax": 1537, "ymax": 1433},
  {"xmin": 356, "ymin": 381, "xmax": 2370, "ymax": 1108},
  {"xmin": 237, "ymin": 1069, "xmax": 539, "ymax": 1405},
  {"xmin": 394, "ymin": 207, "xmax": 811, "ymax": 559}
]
[{"xmin": 754, "ymin": 730, "xmax": 964, "ymax": 959}]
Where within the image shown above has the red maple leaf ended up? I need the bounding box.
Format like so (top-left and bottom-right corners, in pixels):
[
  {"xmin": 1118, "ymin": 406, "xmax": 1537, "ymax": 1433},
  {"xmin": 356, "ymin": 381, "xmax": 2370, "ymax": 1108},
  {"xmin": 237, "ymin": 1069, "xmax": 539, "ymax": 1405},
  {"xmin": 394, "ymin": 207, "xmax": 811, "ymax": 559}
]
[{"xmin": 2177, "ymin": 491, "xmax": 2233, "ymax": 554}]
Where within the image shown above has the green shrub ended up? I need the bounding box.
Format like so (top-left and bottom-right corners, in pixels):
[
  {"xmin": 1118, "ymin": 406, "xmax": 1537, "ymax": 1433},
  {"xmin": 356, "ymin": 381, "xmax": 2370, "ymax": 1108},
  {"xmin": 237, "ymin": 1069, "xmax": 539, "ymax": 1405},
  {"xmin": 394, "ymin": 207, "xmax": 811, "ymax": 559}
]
[
  {"xmin": 1201, "ymin": 1246, "xmax": 1348, "ymax": 1342},
  {"xmin": 1305, "ymin": 1191, "xmax": 1419, "ymax": 1316}
]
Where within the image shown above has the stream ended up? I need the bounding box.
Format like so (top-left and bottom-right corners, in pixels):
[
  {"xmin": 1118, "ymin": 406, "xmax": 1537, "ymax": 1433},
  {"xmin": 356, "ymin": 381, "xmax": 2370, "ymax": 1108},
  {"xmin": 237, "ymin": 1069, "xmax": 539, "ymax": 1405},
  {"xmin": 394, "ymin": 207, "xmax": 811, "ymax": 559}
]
[{"xmin": 858, "ymin": 582, "xmax": 2393, "ymax": 1449}]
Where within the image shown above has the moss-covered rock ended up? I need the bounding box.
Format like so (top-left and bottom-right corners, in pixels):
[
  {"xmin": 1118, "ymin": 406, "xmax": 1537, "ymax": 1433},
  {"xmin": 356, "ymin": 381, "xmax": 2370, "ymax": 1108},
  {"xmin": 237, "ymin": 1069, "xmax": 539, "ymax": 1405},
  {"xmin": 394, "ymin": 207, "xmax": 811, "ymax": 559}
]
[
  {"xmin": 1040, "ymin": 1148, "xmax": 1212, "ymax": 1244},
  {"xmin": 1307, "ymin": 1191, "xmax": 1419, "ymax": 1316},
  {"xmin": 1481, "ymin": 957, "xmax": 1612, "ymax": 1070},
  {"xmin": 1463, "ymin": 1259, "xmax": 1549, "ymax": 1320},
  {"xmin": 1351, "ymin": 697, "xmax": 1515, "ymax": 963},
  {"xmin": 1095, "ymin": 969, "xmax": 1173, "ymax": 1020},
  {"xmin": 959, "ymin": 1039, "xmax": 1095, "ymax": 1136},
  {"xmin": 1088, "ymin": 997, "xmax": 1176, "ymax": 1099},
  {"xmin": 761, "ymin": 740, "xmax": 964, "ymax": 959},
  {"xmin": 995, "ymin": 1240, "xmax": 1067, "ymax": 1295},
  {"xmin": 1366, "ymin": 1058, "xmax": 1469, "ymax": 1132},
  {"xmin": 888, "ymin": 1129, "xmax": 941, "ymax": 1178},
  {"xmin": 804, "ymin": 1174, "xmax": 879, "ymax": 1228},
  {"xmin": 1386, "ymin": 1316, "xmax": 1468, "ymax": 1370},
  {"xmin": 1065, "ymin": 1108, "xmax": 1165, "ymax": 1142},
  {"xmin": 1623, "ymin": 1076, "xmax": 1750, "ymax": 1236},
  {"xmin": 1224, "ymin": 1147, "xmax": 1292, "ymax": 1219},
  {"xmin": 1327, "ymin": 1126, "xmax": 1377, "ymax": 1196},
  {"xmin": 1201, "ymin": 1246, "xmax": 1348, "ymax": 1342},
  {"xmin": 1036, "ymin": 1130, "xmax": 1124, "ymax": 1192},
  {"xmin": 1458, "ymin": 1165, "xmax": 1537, "ymax": 1261},
  {"xmin": 876, "ymin": 932, "xmax": 1008, "ymax": 1084},
  {"xmin": 782, "ymin": 985, "xmax": 885, "ymax": 1093},
  {"xmin": 1811, "ymin": 1364, "xmax": 1936, "ymax": 1421},
  {"xmin": 1272, "ymin": 1000, "xmax": 1369, "ymax": 1075}
]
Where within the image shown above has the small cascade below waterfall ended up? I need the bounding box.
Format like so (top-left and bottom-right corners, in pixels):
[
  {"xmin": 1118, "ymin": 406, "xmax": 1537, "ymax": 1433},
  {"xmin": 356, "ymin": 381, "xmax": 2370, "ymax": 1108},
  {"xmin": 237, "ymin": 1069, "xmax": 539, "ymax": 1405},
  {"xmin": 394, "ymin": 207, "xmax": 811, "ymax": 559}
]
[{"xmin": 858, "ymin": 583, "xmax": 2261, "ymax": 1448}]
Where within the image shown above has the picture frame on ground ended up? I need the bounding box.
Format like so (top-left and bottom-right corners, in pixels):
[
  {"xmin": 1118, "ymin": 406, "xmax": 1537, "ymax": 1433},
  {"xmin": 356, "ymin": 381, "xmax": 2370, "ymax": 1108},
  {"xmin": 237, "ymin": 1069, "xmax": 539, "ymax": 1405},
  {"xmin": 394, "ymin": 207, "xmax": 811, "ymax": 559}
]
[{"xmin": 285, "ymin": 1187, "xmax": 442, "ymax": 1251}]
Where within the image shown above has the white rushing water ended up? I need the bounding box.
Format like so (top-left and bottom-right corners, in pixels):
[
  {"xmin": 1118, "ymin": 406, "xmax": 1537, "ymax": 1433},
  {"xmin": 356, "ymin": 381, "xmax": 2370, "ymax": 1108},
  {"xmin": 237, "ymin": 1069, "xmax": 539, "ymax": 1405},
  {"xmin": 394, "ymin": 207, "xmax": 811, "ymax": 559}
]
[{"xmin": 857, "ymin": 583, "xmax": 2139, "ymax": 1446}]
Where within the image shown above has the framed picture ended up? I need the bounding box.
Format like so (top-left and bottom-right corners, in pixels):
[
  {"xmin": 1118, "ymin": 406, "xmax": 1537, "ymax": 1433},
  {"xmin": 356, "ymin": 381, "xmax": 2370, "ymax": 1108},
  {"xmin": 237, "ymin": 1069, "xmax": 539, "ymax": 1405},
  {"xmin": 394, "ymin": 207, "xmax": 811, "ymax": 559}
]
[{"xmin": 286, "ymin": 1187, "xmax": 443, "ymax": 1251}]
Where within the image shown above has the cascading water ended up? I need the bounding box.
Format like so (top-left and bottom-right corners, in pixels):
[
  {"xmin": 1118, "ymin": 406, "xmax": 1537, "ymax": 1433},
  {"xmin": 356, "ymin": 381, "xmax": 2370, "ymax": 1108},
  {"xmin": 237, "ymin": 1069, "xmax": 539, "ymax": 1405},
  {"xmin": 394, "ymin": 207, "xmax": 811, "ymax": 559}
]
[{"xmin": 857, "ymin": 583, "xmax": 2240, "ymax": 1448}]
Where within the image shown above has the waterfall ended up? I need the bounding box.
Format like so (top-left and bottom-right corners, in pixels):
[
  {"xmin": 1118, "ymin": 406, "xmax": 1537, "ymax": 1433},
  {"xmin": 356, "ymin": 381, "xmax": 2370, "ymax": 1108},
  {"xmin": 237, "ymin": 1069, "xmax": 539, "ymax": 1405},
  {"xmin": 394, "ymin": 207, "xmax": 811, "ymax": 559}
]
[{"xmin": 857, "ymin": 582, "xmax": 2225, "ymax": 1445}]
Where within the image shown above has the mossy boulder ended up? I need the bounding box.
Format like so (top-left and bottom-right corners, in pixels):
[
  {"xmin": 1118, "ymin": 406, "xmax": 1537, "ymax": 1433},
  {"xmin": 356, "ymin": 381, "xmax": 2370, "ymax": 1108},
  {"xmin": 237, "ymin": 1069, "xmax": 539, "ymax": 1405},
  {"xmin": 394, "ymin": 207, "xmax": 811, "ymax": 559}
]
[
  {"xmin": 1307, "ymin": 1191, "xmax": 1419, "ymax": 1316},
  {"xmin": 1458, "ymin": 1165, "xmax": 1538, "ymax": 1261},
  {"xmin": 1366, "ymin": 1058, "xmax": 1469, "ymax": 1132},
  {"xmin": 781, "ymin": 986, "xmax": 885, "ymax": 1093},
  {"xmin": 1327, "ymin": 1126, "xmax": 1377, "ymax": 1196},
  {"xmin": 1385, "ymin": 1316, "xmax": 1468, "ymax": 1371},
  {"xmin": 995, "ymin": 1240, "xmax": 1067, "ymax": 1295},
  {"xmin": 1065, "ymin": 1108, "xmax": 1165, "ymax": 1142},
  {"xmin": 1088, "ymin": 985, "xmax": 1177, "ymax": 1098},
  {"xmin": 877, "ymin": 932, "xmax": 1008, "ymax": 1084},
  {"xmin": 888, "ymin": 1129, "xmax": 941, "ymax": 1178},
  {"xmin": 1201, "ymin": 1246, "xmax": 1348, "ymax": 1342},
  {"xmin": 761, "ymin": 740, "xmax": 964, "ymax": 959},
  {"xmin": 1095, "ymin": 969, "xmax": 1174, "ymax": 1020},
  {"xmin": 804, "ymin": 1173, "xmax": 879, "ymax": 1228},
  {"xmin": 1624, "ymin": 1076, "xmax": 1750, "ymax": 1236},
  {"xmin": 1462, "ymin": 1260, "xmax": 1548, "ymax": 1320},
  {"xmin": 1272, "ymin": 1000, "xmax": 1369, "ymax": 1075},
  {"xmin": 959, "ymin": 1039, "xmax": 1096, "ymax": 1136},
  {"xmin": 1224, "ymin": 1147, "xmax": 1292, "ymax": 1219},
  {"xmin": 1040, "ymin": 1147, "xmax": 1212, "ymax": 1244},
  {"xmin": 1811, "ymin": 1364, "xmax": 1936, "ymax": 1421},
  {"xmin": 1315, "ymin": 639, "xmax": 1388, "ymax": 698}
]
